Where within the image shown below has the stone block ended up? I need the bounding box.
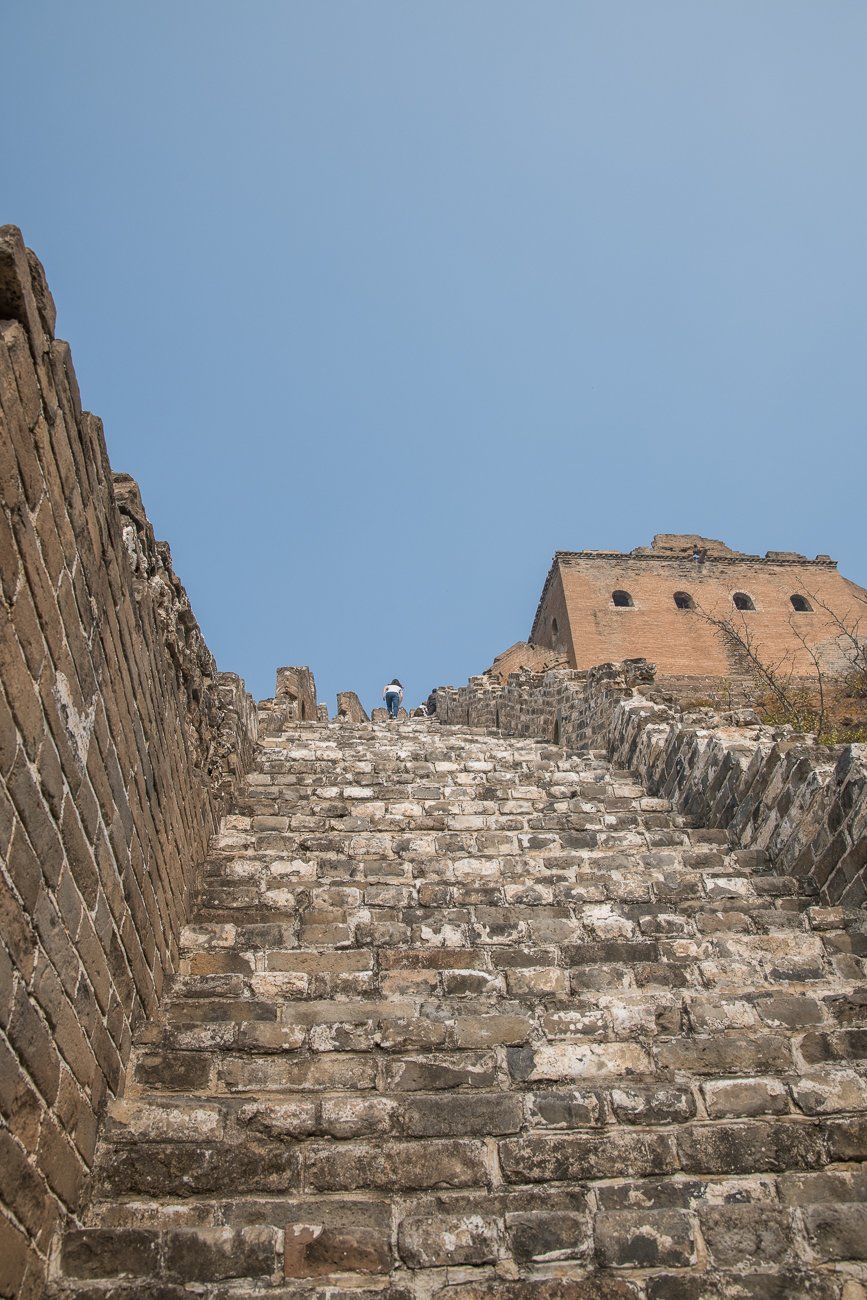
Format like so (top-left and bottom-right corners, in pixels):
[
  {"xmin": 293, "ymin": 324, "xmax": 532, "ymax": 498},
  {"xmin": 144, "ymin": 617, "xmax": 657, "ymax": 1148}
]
[
  {"xmin": 677, "ymin": 1120, "xmax": 824, "ymax": 1175},
  {"xmin": 790, "ymin": 1069, "xmax": 867, "ymax": 1115},
  {"xmin": 506, "ymin": 968, "xmax": 569, "ymax": 996},
  {"xmin": 61, "ymin": 1228, "xmax": 160, "ymax": 1279},
  {"xmin": 778, "ymin": 1168, "xmax": 867, "ymax": 1206},
  {"xmin": 499, "ymin": 1131, "xmax": 678, "ymax": 1183},
  {"xmin": 563, "ymin": 941, "xmax": 659, "ymax": 965},
  {"xmin": 700, "ymin": 1204, "xmax": 795, "ymax": 1266},
  {"xmin": 133, "ymin": 1051, "xmax": 212, "ymax": 1092},
  {"xmin": 703, "ymin": 1077, "xmax": 789, "ymax": 1119},
  {"xmin": 432, "ymin": 1280, "xmax": 640, "ymax": 1300},
  {"xmin": 802, "ymin": 1203, "xmax": 867, "ymax": 1262},
  {"xmin": 398, "ymin": 1214, "xmax": 497, "ymax": 1267},
  {"xmin": 383, "ymin": 1051, "xmax": 497, "ymax": 1092},
  {"xmin": 527, "ymin": 1089, "xmax": 606, "ymax": 1128},
  {"xmin": 320, "ymin": 1096, "xmax": 397, "ymax": 1138},
  {"xmin": 305, "ymin": 1139, "xmax": 489, "ymax": 1191},
  {"xmin": 398, "ymin": 1093, "xmax": 523, "ymax": 1137},
  {"xmin": 752, "ymin": 994, "xmax": 825, "ymax": 1028},
  {"xmin": 164, "ymin": 1226, "xmax": 278, "ymax": 1281},
  {"xmin": 98, "ymin": 1140, "xmax": 301, "ymax": 1197},
  {"xmin": 608, "ymin": 1085, "xmax": 696, "ymax": 1125},
  {"xmin": 656, "ymin": 1036, "xmax": 790, "ymax": 1075},
  {"xmin": 455, "ymin": 1015, "xmax": 531, "ymax": 1047},
  {"xmin": 594, "ymin": 1209, "xmax": 695, "ymax": 1269},
  {"xmin": 0, "ymin": 1211, "xmax": 30, "ymax": 1297},
  {"xmin": 285, "ymin": 1223, "xmax": 391, "ymax": 1276},
  {"xmin": 378, "ymin": 1018, "xmax": 447, "ymax": 1051},
  {"xmin": 507, "ymin": 1211, "xmax": 589, "ymax": 1262},
  {"xmin": 508, "ymin": 1042, "xmax": 652, "ymax": 1082},
  {"xmin": 104, "ymin": 1099, "xmax": 226, "ymax": 1143}
]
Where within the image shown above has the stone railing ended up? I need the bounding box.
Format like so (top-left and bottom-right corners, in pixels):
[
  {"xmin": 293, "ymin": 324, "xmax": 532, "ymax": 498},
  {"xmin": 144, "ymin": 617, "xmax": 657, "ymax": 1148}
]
[
  {"xmin": 0, "ymin": 226, "xmax": 259, "ymax": 1295},
  {"xmin": 435, "ymin": 658, "xmax": 656, "ymax": 751},
  {"xmin": 436, "ymin": 660, "xmax": 867, "ymax": 911}
]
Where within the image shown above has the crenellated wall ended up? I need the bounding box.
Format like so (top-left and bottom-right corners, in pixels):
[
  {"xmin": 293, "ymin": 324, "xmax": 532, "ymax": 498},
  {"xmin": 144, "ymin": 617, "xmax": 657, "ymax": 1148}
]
[{"xmin": 0, "ymin": 226, "xmax": 258, "ymax": 1298}]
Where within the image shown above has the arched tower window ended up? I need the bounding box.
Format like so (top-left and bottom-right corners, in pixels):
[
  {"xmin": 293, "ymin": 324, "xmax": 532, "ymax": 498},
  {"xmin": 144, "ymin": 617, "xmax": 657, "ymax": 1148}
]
[
  {"xmin": 612, "ymin": 590, "xmax": 634, "ymax": 607},
  {"xmin": 790, "ymin": 594, "xmax": 813, "ymax": 612},
  {"xmin": 732, "ymin": 592, "xmax": 755, "ymax": 611},
  {"xmin": 673, "ymin": 591, "xmax": 695, "ymax": 610},
  {"xmin": 552, "ymin": 617, "xmax": 558, "ymax": 636}
]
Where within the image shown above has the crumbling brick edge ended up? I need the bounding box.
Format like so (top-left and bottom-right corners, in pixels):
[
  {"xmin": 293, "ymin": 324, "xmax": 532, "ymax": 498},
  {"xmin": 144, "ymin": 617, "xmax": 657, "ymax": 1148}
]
[{"xmin": 436, "ymin": 661, "xmax": 866, "ymax": 910}]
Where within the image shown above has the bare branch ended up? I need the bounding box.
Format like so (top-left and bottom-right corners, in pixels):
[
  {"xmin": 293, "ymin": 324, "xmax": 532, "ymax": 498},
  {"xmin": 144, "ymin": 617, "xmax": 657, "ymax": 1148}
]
[{"xmin": 800, "ymin": 584, "xmax": 867, "ymax": 679}]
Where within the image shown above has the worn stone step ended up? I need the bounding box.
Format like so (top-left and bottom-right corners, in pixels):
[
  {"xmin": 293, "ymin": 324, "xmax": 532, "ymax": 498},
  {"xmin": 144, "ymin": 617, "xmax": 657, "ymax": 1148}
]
[
  {"xmin": 49, "ymin": 720, "xmax": 867, "ymax": 1295},
  {"xmin": 85, "ymin": 1110, "xmax": 867, "ymax": 1201}
]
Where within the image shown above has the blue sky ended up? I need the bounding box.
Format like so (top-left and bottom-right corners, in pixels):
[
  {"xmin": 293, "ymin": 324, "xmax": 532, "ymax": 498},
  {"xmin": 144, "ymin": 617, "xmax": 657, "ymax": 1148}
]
[{"xmin": 3, "ymin": 2, "xmax": 866, "ymax": 714}]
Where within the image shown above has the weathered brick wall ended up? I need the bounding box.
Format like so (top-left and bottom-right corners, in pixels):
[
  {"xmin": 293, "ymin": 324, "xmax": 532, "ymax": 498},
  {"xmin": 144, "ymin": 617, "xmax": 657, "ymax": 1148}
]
[
  {"xmin": 529, "ymin": 535, "xmax": 867, "ymax": 679},
  {"xmin": 336, "ymin": 692, "xmax": 370, "ymax": 723},
  {"xmin": 0, "ymin": 226, "xmax": 257, "ymax": 1298},
  {"xmin": 438, "ymin": 660, "xmax": 867, "ymax": 909},
  {"xmin": 483, "ymin": 639, "xmax": 569, "ymax": 683}
]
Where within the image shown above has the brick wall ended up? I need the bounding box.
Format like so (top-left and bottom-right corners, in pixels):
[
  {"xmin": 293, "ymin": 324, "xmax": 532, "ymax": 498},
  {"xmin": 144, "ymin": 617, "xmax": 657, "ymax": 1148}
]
[
  {"xmin": 529, "ymin": 539, "xmax": 866, "ymax": 679},
  {"xmin": 0, "ymin": 226, "xmax": 257, "ymax": 1298}
]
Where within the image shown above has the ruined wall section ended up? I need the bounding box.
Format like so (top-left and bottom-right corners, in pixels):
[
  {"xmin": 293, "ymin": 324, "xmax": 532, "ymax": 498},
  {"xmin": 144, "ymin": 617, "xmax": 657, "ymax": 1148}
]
[
  {"xmin": 0, "ymin": 226, "xmax": 257, "ymax": 1298},
  {"xmin": 258, "ymin": 666, "xmax": 318, "ymax": 736},
  {"xmin": 482, "ymin": 640, "xmax": 569, "ymax": 683}
]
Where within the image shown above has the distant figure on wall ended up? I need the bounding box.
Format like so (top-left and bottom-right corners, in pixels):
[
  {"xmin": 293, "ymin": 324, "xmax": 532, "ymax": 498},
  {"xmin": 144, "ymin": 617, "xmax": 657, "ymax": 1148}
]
[{"xmin": 383, "ymin": 679, "xmax": 403, "ymax": 719}]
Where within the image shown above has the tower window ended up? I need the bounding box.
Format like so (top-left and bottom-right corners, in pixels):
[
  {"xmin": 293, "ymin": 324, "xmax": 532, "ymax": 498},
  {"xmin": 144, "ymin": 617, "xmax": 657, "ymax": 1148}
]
[
  {"xmin": 552, "ymin": 617, "xmax": 558, "ymax": 636},
  {"xmin": 790, "ymin": 594, "xmax": 812, "ymax": 612},
  {"xmin": 673, "ymin": 591, "xmax": 695, "ymax": 610},
  {"xmin": 612, "ymin": 590, "xmax": 634, "ymax": 607},
  {"xmin": 733, "ymin": 592, "xmax": 755, "ymax": 611}
]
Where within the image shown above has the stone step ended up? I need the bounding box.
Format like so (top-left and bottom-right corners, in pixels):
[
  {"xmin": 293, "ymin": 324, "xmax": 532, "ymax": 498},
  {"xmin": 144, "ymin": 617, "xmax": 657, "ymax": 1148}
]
[
  {"xmin": 125, "ymin": 1028, "xmax": 866, "ymax": 1093},
  {"xmin": 56, "ymin": 1187, "xmax": 867, "ymax": 1292},
  {"xmin": 49, "ymin": 722, "xmax": 867, "ymax": 1295},
  {"xmin": 105, "ymin": 1053, "xmax": 867, "ymax": 1148}
]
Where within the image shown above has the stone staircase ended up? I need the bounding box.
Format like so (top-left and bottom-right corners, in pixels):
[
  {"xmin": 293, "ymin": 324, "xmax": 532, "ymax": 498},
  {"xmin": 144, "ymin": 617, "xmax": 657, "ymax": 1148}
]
[{"xmin": 49, "ymin": 719, "xmax": 867, "ymax": 1300}]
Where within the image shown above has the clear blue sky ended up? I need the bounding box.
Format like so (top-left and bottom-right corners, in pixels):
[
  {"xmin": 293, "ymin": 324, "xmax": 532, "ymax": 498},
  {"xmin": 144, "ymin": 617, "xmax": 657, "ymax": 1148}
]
[{"xmin": 3, "ymin": 2, "xmax": 866, "ymax": 714}]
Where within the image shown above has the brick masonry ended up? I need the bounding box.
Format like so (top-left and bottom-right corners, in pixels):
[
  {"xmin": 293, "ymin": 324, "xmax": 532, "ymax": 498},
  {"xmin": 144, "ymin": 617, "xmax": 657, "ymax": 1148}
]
[
  {"xmin": 0, "ymin": 226, "xmax": 260, "ymax": 1297},
  {"xmin": 525, "ymin": 534, "xmax": 867, "ymax": 687}
]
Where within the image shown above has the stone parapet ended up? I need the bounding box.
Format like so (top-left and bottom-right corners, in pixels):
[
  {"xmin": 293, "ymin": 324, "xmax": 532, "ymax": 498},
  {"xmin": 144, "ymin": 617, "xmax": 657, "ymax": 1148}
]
[
  {"xmin": 436, "ymin": 659, "xmax": 655, "ymax": 752},
  {"xmin": 609, "ymin": 696, "xmax": 867, "ymax": 909}
]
